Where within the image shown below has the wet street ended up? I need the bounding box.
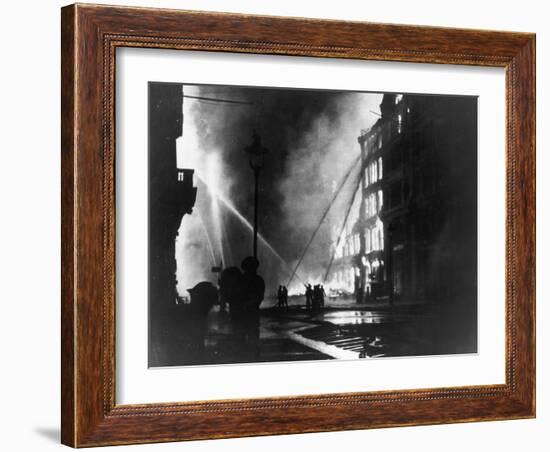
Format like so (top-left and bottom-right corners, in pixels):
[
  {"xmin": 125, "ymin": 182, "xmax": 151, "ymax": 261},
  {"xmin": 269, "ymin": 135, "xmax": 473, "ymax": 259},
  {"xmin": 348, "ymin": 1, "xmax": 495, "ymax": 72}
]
[
  {"xmin": 261, "ymin": 302, "xmax": 441, "ymax": 360},
  {"xmin": 150, "ymin": 295, "xmax": 477, "ymax": 367}
]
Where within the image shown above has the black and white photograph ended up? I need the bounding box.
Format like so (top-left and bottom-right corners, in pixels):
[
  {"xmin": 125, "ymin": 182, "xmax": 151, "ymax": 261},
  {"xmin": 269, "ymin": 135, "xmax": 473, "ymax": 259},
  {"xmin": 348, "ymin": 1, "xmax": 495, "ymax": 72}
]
[{"xmin": 148, "ymin": 82, "xmax": 478, "ymax": 368}]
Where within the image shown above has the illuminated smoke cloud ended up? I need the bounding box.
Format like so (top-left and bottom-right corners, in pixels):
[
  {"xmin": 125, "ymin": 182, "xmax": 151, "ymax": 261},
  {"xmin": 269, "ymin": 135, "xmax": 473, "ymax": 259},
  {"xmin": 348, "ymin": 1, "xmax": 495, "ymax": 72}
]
[{"xmin": 174, "ymin": 84, "xmax": 382, "ymax": 302}]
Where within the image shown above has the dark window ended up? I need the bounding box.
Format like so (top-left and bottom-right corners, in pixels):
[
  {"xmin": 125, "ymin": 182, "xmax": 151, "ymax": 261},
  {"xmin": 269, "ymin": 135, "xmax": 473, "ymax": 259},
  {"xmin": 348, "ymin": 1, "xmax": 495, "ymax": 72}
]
[
  {"xmin": 422, "ymin": 167, "xmax": 433, "ymax": 194},
  {"xmin": 390, "ymin": 181, "xmax": 402, "ymax": 208},
  {"xmin": 388, "ymin": 149, "xmax": 401, "ymax": 172}
]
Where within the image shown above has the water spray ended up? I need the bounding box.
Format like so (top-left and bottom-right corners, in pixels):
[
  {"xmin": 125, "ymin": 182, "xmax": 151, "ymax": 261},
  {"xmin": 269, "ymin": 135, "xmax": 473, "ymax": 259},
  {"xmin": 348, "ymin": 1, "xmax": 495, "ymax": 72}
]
[{"xmin": 286, "ymin": 153, "xmax": 361, "ymax": 287}]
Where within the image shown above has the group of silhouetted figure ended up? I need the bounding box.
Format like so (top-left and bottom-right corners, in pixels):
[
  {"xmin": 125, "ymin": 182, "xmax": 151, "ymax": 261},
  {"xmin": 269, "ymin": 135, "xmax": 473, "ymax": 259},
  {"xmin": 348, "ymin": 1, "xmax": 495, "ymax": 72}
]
[
  {"xmin": 275, "ymin": 283, "xmax": 327, "ymax": 312},
  {"xmin": 220, "ymin": 256, "xmax": 265, "ymax": 318},
  {"xmin": 305, "ymin": 283, "xmax": 326, "ymax": 311},
  {"xmin": 183, "ymin": 255, "xmax": 265, "ymax": 359},
  {"xmin": 178, "ymin": 258, "xmax": 333, "ymax": 361},
  {"xmin": 219, "ymin": 256, "xmax": 266, "ymax": 358},
  {"xmin": 277, "ymin": 285, "xmax": 289, "ymax": 310}
]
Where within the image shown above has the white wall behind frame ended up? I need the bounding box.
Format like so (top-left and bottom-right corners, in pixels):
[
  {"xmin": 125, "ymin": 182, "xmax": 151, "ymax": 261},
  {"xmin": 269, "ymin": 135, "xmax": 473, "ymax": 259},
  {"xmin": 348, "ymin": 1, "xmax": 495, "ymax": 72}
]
[{"xmin": 0, "ymin": 1, "xmax": 545, "ymax": 452}]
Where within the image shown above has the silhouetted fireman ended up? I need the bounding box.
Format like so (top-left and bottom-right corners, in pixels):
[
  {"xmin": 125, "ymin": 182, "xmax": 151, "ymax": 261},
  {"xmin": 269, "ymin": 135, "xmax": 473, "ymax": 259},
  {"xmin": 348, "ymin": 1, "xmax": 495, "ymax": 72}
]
[
  {"xmin": 241, "ymin": 256, "xmax": 265, "ymax": 355},
  {"xmin": 241, "ymin": 256, "xmax": 265, "ymax": 312},
  {"xmin": 282, "ymin": 285, "xmax": 289, "ymax": 309},
  {"xmin": 356, "ymin": 284, "xmax": 364, "ymax": 304},
  {"xmin": 187, "ymin": 281, "xmax": 218, "ymax": 316},
  {"xmin": 305, "ymin": 284, "xmax": 313, "ymax": 310},
  {"xmin": 312, "ymin": 284, "xmax": 325, "ymax": 311},
  {"xmin": 277, "ymin": 285, "xmax": 285, "ymax": 309},
  {"xmin": 183, "ymin": 281, "xmax": 218, "ymax": 353},
  {"xmin": 312, "ymin": 285, "xmax": 319, "ymax": 310},
  {"xmin": 219, "ymin": 266, "xmax": 245, "ymax": 318}
]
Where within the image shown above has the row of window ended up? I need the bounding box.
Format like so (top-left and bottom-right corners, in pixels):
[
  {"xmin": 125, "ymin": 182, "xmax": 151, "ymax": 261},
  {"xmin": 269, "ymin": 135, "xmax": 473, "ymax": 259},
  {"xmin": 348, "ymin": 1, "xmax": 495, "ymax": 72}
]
[
  {"xmin": 365, "ymin": 222, "xmax": 384, "ymax": 254},
  {"xmin": 364, "ymin": 157, "xmax": 383, "ymax": 187},
  {"xmin": 363, "ymin": 134, "xmax": 383, "ymax": 154},
  {"xmin": 334, "ymin": 232, "xmax": 360, "ymax": 259},
  {"xmin": 331, "ymin": 256, "xmax": 386, "ymax": 291},
  {"xmin": 334, "ymin": 218, "xmax": 385, "ymax": 259},
  {"xmin": 365, "ymin": 189, "xmax": 384, "ymax": 218},
  {"xmin": 332, "ymin": 267, "xmax": 357, "ymax": 292},
  {"xmin": 363, "ymin": 101, "xmax": 407, "ymax": 157}
]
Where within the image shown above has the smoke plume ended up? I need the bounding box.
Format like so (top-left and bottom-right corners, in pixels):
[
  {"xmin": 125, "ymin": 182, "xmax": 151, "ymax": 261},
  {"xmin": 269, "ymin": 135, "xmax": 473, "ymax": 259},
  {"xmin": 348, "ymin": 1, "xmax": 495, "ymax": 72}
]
[{"xmin": 174, "ymin": 84, "xmax": 382, "ymax": 302}]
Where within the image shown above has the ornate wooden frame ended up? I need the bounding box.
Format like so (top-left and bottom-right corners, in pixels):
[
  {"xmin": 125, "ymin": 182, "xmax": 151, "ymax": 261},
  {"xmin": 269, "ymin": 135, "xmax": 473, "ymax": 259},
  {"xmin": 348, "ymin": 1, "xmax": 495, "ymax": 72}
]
[{"xmin": 61, "ymin": 3, "xmax": 536, "ymax": 447}]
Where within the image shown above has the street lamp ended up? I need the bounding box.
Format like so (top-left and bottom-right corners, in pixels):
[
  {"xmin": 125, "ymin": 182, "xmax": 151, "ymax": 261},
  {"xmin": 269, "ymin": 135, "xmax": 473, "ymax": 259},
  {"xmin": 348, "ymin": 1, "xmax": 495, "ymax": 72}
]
[{"xmin": 244, "ymin": 130, "xmax": 269, "ymax": 259}]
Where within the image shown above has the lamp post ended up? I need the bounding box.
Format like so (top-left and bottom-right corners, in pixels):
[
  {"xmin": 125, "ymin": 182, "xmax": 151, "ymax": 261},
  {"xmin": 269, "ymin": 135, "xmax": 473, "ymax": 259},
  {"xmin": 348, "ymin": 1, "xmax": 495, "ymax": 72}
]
[{"xmin": 244, "ymin": 130, "xmax": 269, "ymax": 259}]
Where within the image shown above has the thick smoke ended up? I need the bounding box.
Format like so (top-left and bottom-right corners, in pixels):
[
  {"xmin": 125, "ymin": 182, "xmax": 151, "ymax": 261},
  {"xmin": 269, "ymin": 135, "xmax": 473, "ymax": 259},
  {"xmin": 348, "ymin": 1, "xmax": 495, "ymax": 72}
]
[
  {"xmin": 276, "ymin": 92, "xmax": 382, "ymax": 293},
  {"xmin": 174, "ymin": 84, "xmax": 382, "ymax": 302}
]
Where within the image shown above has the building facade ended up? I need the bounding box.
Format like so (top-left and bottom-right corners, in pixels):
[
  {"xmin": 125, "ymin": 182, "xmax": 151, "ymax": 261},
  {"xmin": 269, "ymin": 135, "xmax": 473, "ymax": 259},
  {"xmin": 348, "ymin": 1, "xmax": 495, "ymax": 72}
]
[
  {"xmin": 149, "ymin": 82, "xmax": 197, "ymax": 316},
  {"xmin": 330, "ymin": 92, "xmax": 477, "ymax": 305}
]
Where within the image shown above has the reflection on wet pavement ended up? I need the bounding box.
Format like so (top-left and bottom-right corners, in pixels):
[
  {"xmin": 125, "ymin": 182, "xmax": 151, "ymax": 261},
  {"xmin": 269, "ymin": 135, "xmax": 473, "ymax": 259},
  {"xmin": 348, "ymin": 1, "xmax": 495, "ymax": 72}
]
[
  {"xmin": 313, "ymin": 310, "xmax": 412, "ymax": 325},
  {"xmin": 294, "ymin": 309, "xmax": 442, "ymax": 359}
]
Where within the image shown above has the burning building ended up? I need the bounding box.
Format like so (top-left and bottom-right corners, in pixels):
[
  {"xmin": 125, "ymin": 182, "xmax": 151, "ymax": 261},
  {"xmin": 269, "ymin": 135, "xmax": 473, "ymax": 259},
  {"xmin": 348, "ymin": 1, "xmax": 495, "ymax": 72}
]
[
  {"xmin": 328, "ymin": 95, "xmax": 397, "ymax": 300},
  {"xmin": 329, "ymin": 92, "xmax": 477, "ymax": 305}
]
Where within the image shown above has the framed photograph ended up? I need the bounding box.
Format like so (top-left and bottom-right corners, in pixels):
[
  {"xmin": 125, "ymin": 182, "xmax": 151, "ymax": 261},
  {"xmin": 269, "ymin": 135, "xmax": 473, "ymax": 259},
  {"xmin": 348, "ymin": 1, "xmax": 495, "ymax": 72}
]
[{"xmin": 61, "ymin": 3, "xmax": 535, "ymax": 447}]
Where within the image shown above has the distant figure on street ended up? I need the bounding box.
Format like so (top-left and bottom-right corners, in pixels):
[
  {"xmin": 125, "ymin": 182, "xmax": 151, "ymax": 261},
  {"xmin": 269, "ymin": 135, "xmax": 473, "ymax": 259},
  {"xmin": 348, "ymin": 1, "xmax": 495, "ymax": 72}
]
[
  {"xmin": 305, "ymin": 284, "xmax": 313, "ymax": 311},
  {"xmin": 282, "ymin": 285, "xmax": 289, "ymax": 310},
  {"xmin": 312, "ymin": 284, "xmax": 326, "ymax": 311},
  {"xmin": 356, "ymin": 284, "xmax": 363, "ymax": 304},
  {"xmin": 319, "ymin": 284, "xmax": 326, "ymax": 308},
  {"xmin": 277, "ymin": 285, "xmax": 285, "ymax": 309},
  {"xmin": 312, "ymin": 285, "xmax": 320, "ymax": 311}
]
